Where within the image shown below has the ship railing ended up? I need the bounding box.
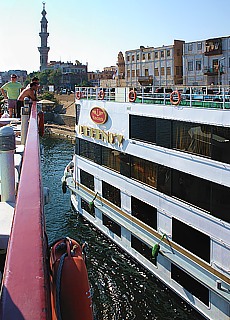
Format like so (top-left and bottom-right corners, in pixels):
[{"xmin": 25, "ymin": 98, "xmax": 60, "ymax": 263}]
[
  {"xmin": 0, "ymin": 102, "xmax": 51, "ymax": 319},
  {"xmin": 75, "ymin": 85, "xmax": 230, "ymax": 109}
]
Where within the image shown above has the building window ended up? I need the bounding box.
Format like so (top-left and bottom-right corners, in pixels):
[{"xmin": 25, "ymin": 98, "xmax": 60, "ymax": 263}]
[
  {"xmin": 188, "ymin": 43, "xmax": 193, "ymax": 51},
  {"xmin": 171, "ymin": 264, "xmax": 209, "ymax": 306},
  {"xmin": 161, "ymin": 51, "xmax": 164, "ymax": 58},
  {"xmin": 188, "ymin": 61, "xmax": 193, "ymax": 71},
  {"xmin": 197, "ymin": 42, "xmax": 202, "ymax": 50},
  {"xmin": 166, "ymin": 67, "xmax": 171, "ymax": 75},
  {"xmin": 102, "ymin": 214, "xmax": 121, "ymax": 237},
  {"xmin": 131, "ymin": 197, "xmax": 157, "ymax": 230},
  {"xmin": 137, "ymin": 54, "xmax": 139, "ymax": 61},
  {"xmin": 172, "ymin": 218, "xmax": 210, "ymax": 263},
  {"xmin": 136, "ymin": 69, "xmax": 140, "ymax": 77},
  {"xmin": 132, "ymin": 55, "xmax": 134, "ymax": 61},
  {"xmin": 161, "ymin": 67, "xmax": 165, "ymax": 76},
  {"xmin": 142, "ymin": 53, "xmax": 145, "ymax": 60},
  {"xmin": 102, "ymin": 181, "xmax": 121, "ymax": 207},
  {"xmin": 102, "ymin": 147, "xmax": 120, "ymax": 172},
  {"xmin": 127, "ymin": 56, "xmax": 130, "ymax": 62},
  {"xmin": 127, "ymin": 70, "xmax": 130, "ymax": 78},
  {"xmin": 148, "ymin": 53, "xmax": 151, "ymax": 60},
  {"xmin": 132, "ymin": 70, "xmax": 135, "ymax": 77},
  {"xmin": 155, "ymin": 52, "xmax": 158, "ymax": 59},
  {"xmin": 145, "ymin": 69, "xmax": 149, "ymax": 76},
  {"xmin": 167, "ymin": 50, "xmax": 171, "ymax": 57},
  {"xmin": 131, "ymin": 156, "xmax": 157, "ymax": 188},
  {"xmin": 154, "ymin": 68, "xmax": 159, "ymax": 76},
  {"xmin": 196, "ymin": 60, "xmax": 202, "ymax": 71},
  {"xmin": 80, "ymin": 170, "xmax": 94, "ymax": 191},
  {"xmin": 129, "ymin": 115, "xmax": 156, "ymax": 144}
]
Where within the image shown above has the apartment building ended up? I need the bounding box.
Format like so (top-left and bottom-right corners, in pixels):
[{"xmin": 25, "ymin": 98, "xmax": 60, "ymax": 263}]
[{"xmin": 125, "ymin": 40, "xmax": 184, "ymax": 88}]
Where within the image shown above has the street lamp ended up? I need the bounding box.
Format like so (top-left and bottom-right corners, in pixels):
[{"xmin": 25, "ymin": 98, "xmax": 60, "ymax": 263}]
[{"xmin": 218, "ymin": 57, "xmax": 225, "ymax": 85}]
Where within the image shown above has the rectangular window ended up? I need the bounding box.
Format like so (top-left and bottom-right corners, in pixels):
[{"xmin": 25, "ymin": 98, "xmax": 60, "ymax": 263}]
[
  {"xmin": 142, "ymin": 53, "xmax": 145, "ymax": 60},
  {"xmin": 172, "ymin": 218, "xmax": 210, "ymax": 263},
  {"xmin": 196, "ymin": 60, "xmax": 202, "ymax": 71},
  {"xmin": 172, "ymin": 169, "xmax": 211, "ymax": 212},
  {"xmin": 129, "ymin": 115, "xmax": 156, "ymax": 144},
  {"xmin": 154, "ymin": 68, "xmax": 159, "ymax": 76},
  {"xmin": 131, "ymin": 156, "xmax": 157, "ymax": 188},
  {"xmin": 131, "ymin": 197, "xmax": 157, "ymax": 230},
  {"xmin": 127, "ymin": 56, "xmax": 130, "ymax": 62},
  {"xmin": 166, "ymin": 67, "xmax": 171, "ymax": 75},
  {"xmin": 120, "ymin": 153, "xmax": 131, "ymax": 178},
  {"xmin": 79, "ymin": 140, "xmax": 102, "ymax": 164},
  {"xmin": 157, "ymin": 165, "xmax": 171, "ymax": 195},
  {"xmin": 161, "ymin": 67, "xmax": 165, "ymax": 76},
  {"xmin": 80, "ymin": 170, "xmax": 94, "ymax": 191},
  {"xmin": 188, "ymin": 43, "xmax": 193, "ymax": 51},
  {"xmin": 137, "ymin": 54, "xmax": 139, "ymax": 61},
  {"xmin": 102, "ymin": 147, "xmax": 120, "ymax": 172},
  {"xmin": 132, "ymin": 55, "xmax": 134, "ymax": 61},
  {"xmin": 211, "ymin": 182, "xmax": 230, "ymax": 223},
  {"xmin": 102, "ymin": 214, "xmax": 121, "ymax": 237},
  {"xmin": 167, "ymin": 50, "xmax": 170, "ymax": 57},
  {"xmin": 136, "ymin": 69, "xmax": 140, "ymax": 77},
  {"xmin": 161, "ymin": 51, "xmax": 164, "ymax": 58},
  {"xmin": 148, "ymin": 53, "xmax": 151, "ymax": 60},
  {"xmin": 171, "ymin": 264, "xmax": 209, "ymax": 306},
  {"xmin": 127, "ymin": 70, "xmax": 130, "ymax": 78},
  {"xmin": 188, "ymin": 61, "xmax": 193, "ymax": 71},
  {"xmin": 131, "ymin": 235, "xmax": 155, "ymax": 263},
  {"xmin": 156, "ymin": 118, "xmax": 171, "ymax": 148},
  {"xmin": 155, "ymin": 52, "xmax": 158, "ymax": 59},
  {"xmin": 132, "ymin": 70, "xmax": 135, "ymax": 77},
  {"xmin": 197, "ymin": 42, "xmax": 202, "ymax": 50},
  {"xmin": 102, "ymin": 181, "xmax": 121, "ymax": 207},
  {"xmin": 145, "ymin": 68, "xmax": 149, "ymax": 76}
]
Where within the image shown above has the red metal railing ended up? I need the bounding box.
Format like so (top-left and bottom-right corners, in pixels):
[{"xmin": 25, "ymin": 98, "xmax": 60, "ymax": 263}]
[{"xmin": 0, "ymin": 103, "xmax": 51, "ymax": 319}]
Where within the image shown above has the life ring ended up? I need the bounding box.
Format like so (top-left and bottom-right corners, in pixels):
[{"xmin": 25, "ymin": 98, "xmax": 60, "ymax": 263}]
[
  {"xmin": 98, "ymin": 90, "xmax": 105, "ymax": 100},
  {"xmin": 76, "ymin": 91, "xmax": 82, "ymax": 100},
  {"xmin": 50, "ymin": 237, "xmax": 93, "ymax": 320},
  {"xmin": 170, "ymin": 90, "xmax": 181, "ymax": 106},
  {"xmin": 37, "ymin": 111, "xmax": 44, "ymax": 137},
  {"xmin": 129, "ymin": 90, "xmax": 137, "ymax": 102}
]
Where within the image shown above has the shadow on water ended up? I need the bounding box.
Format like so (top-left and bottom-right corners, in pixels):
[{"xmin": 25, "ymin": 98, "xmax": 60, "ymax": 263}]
[{"xmin": 41, "ymin": 136, "xmax": 205, "ymax": 320}]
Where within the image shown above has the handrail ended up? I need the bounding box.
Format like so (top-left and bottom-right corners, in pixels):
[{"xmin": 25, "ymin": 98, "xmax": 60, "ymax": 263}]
[{"xmin": 0, "ymin": 102, "xmax": 51, "ymax": 319}]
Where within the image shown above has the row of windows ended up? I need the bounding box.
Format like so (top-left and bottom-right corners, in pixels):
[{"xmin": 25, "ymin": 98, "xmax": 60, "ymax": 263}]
[
  {"xmin": 127, "ymin": 50, "xmax": 171, "ymax": 62},
  {"xmin": 188, "ymin": 42, "xmax": 203, "ymax": 51},
  {"xmin": 79, "ymin": 189, "xmax": 209, "ymax": 305},
  {"xmin": 127, "ymin": 67, "xmax": 172, "ymax": 78},
  {"xmin": 76, "ymin": 138, "xmax": 230, "ymax": 224},
  {"xmin": 80, "ymin": 170, "xmax": 210, "ymax": 264}
]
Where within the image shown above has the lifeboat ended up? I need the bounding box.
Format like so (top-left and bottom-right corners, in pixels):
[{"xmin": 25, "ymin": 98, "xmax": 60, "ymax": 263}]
[{"xmin": 49, "ymin": 237, "xmax": 93, "ymax": 320}]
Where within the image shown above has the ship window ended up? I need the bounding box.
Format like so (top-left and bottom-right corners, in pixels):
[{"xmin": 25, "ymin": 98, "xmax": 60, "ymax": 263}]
[
  {"xmin": 102, "ymin": 147, "xmax": 120, "ymax": 172},
  {"xmin": 102, "ymin": 214, "xmax": 121, "ymax": 237},
  {"xmin": 80, "ymin": 170, "xmax": 94, "ymax": 191},
  {"xmin": 120, "ymin": 153, "xmax": 131, "ymax": 178},
  {"xmin": 79, "ymin": 140, "xmax": 102, "ymax": 164},
  {"xmin": 131, "ymin": 156, "xmax": 157, "ymax": 188},
  {"xmin": 102, "ymin": 181, "xmax": 121, "ymax": 207},
  {"xmin": 81, "ymin": 198, "xmax": 95, "ymax": 217},
  {"xmin": 172, "ymin": 121, "xmax": 212, "ymax": 158},
  {"xmin": 75, "ymin": 137, "xmax": 80, "ymax": 155},
  {"xmin": 75, "ymin": 104, "xmax": 81, "ymax": 125},
  {"xmin": 129, "ymin": 115, "xmax": 156, "ymax": 144},
  {"xmin": 172, "ymin": 218, "xmax": 210, "ymax": 263},
  {"xmin": 131, "ymin": 197, "xmax": 157, "ymax": 230},
  {"xmin": 156, "ymin": 118, "xmax": 172, "ymax": 148},
  {"xmin": 172, "ymin": 170, "xmax": 211, "ymax": 212},
  {"xmin": 211, "ymin": 182, "xmax": 230, "ymax": 223},
  {"xmin": 211, "ymin": 126, "xmax": 230, "ymax": 164},
  {"xmin": 171, "ymin": 264, "xmax": 209, "ymax": 306},
  {"xmin": 157, "ymin": 165, "xmax": 171, "ymax": 195},
  {"xmin": 131, "ymin": 235, "xmax": 156, "ymax": 264}
]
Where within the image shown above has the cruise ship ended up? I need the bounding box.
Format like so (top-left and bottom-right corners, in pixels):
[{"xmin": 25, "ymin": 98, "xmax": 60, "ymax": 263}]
[{"xmin": 64, "ymin": 86, "xmax": 230, "ymax": 320}]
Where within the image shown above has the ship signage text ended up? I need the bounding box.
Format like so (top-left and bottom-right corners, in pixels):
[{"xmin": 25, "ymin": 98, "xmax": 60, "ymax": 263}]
[
  {"xmin": 90, "ymin": 107, "xmax": 108, "ymax": 124},
  {"xmin": 79, "ymin": 125, "xmax": 124, "ymax": 146}
]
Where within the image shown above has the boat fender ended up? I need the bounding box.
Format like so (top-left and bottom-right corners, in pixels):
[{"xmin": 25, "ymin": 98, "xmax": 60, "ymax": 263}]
[
  {"xmin": 38, "ymin": 111, "xmax": 45, "ymax": 137},
  {"xmin": 62, "ymin": 180, "xmax": 67, "ymax": 194},
  {"xmin": 129, "ymin": 90, "xmax": 137, "ymax": 102},
  {"xmin": 170, "ymin": 90, "xmax": 181, "ymax": 106},
  {"xmin": 152, "ymin": 234, "xmax": 166, "ymax": 259},
  {"xmin": 98, "ymin": 90, "xmax": 105, "ymax": 100},
  {"xmin": 88, "ymin": 192, "xmax": 98, "ymax": 213}
]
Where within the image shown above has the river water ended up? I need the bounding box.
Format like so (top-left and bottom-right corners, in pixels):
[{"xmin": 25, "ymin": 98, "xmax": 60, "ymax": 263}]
[{"xmin": 41, "ymin": 136, "xmax": 204, "ymax": 320}]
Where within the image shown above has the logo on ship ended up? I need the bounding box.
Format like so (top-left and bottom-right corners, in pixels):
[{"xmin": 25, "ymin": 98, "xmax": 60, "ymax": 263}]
[{"xmin": 90, "ymin": 107, "xmax": 108, "ymax": 124}]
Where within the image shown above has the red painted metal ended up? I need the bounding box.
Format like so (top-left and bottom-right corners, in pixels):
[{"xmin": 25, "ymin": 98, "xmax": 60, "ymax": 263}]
[{"xmin": 0, "ymin": 102, "xmax": 51, "ymax": 319}]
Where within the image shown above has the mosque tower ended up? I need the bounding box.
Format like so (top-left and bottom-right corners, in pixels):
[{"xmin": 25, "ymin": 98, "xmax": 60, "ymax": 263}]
[{"xmin": 38, "ymin": 2, "xmax": 50, "ymax": 71}]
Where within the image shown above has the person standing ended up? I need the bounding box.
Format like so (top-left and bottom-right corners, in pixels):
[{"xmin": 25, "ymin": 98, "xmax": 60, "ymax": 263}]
[
  {"xmin": 16, "ymin": 82, "xmax": 39, "ymax": 118},
  {"xmin": 0, "ymin": 74, "xmax": 23, "ymax": 117}
]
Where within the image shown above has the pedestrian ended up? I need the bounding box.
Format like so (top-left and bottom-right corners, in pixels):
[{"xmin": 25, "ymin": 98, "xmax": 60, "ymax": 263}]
[
  {"xmin": 0, "ymin": 74, "xmax": 23, "ymax": 117},
  {"xmin": 26, "ymin": 77, "xmax": 40, "ymax": 100},
  {"xmin": 16, "ymin": 82, "xmax": 39, "ymax": 118}
]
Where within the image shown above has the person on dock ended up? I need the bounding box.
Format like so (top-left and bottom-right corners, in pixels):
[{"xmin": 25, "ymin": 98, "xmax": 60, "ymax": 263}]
[
  {"xmin": 16, "ymin": 82, "xmax": 39, "ymax": 118},
  {"xmin": 0, "ymin": 74, "xmax": 23, "ymax": 117},
  {"xmin": 26, "ymin": 77, "xmax": 40, "ymax": 99}
]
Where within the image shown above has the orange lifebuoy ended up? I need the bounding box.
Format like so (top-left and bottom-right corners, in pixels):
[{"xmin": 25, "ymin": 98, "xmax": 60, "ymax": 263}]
[
  {"xmin": 50, "ymin": 238, "xmax": 93, "ymax": 320},
  {"xmin": 98, "ymin": 90, "xmax": 105, "ymax": 100},
  {"xmin": 170, "ymin": 90, "xmax": 181, "ymax": 105},
  {"xmin": 76, "ymin": 91, "xmax": 82, "ymax": 100},
  {"xmin": 37, "ymin": 111, "xmax": 44, "ymax": 137},
  {"xmin": 129, "ymin": 90, "xmax": 137, "ymax": 102}
]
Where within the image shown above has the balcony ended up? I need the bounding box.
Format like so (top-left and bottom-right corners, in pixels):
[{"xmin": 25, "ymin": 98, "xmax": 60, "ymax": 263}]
[
  {"xmin": 203, "ymin": 67, "xmax": 224, "ymax": 76},
  {"xmin": 138, "ymin": 76, "xmax": 153, "ymax": 85}
]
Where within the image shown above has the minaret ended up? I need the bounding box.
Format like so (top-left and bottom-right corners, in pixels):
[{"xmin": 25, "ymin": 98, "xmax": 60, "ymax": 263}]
[{"xmin": 38, "ymin": 2, "xmax": 50, "ymax": 71}]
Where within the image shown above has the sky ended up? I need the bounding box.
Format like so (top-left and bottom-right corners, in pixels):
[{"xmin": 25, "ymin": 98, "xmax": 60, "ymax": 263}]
[{"xmin": 1, "ymin": 0, "xmax": 229, "ymax": 73}]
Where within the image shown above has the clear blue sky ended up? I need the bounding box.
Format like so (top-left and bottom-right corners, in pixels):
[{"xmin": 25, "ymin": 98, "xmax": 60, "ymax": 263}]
[{"xmin": 1, "ymin": 0, "xmax": 229, "ymax": 73}]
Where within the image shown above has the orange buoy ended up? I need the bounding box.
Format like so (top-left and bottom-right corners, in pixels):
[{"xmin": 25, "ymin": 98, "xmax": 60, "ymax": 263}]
[
  {"xmin": 50, "ymin": 238, "xmax": 93, "ymax": 320},
  {"xmin": 129, "ymin": 90, "xmax": 137, "ymax": 102},
  {"xmin": 37, "ymin": 111, "xmax": 44, "ymax": 137},
  {"xmin": 76, "ymin": 91, "xmax": 82, "ymax": 100},
  {"xmin": 98, "ymin": 90, "xmax": 105, "ymax": 100},
  {"xmin": 170, "ymin": 90, "xmax": 181, "ymax": 106}
]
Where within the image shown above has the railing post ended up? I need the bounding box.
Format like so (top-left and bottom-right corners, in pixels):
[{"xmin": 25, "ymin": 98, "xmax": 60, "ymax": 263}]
[
  {"xmin": 21, "ymin": 97, "xmax": 30, "ymax": 145},
  {"xmin": 0, "ymin": 126, "xmax": 15, "ymax": 203}
]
